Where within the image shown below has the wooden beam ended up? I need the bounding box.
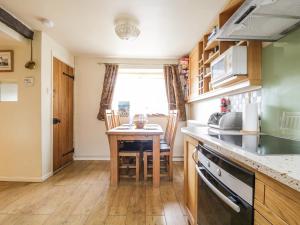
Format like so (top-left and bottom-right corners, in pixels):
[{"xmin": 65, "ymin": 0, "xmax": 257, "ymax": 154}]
[{"xmin": 0, "ymin": 7, "xmax": 34, "ymax": 40}]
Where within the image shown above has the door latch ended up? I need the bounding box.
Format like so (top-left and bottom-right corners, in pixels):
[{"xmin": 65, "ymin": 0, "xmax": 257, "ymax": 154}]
[{"xmin": 53, "ymin": 118, "xmax": 61, "ymax": 125}]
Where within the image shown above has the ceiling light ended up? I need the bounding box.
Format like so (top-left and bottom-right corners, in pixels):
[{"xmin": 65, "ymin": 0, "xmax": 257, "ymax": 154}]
[
  {"xmin": 40, "ymin": 18, "xmax": 54, "ymax": 28},
  {"xmin": 114, "ymin": 18, "xmax": 140, "ymax": 41}
]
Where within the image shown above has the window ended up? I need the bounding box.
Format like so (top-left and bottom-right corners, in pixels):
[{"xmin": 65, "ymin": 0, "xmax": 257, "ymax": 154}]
[{"xmin": 112, "ymin": 67, "xmax": 168, "ymax": 115}]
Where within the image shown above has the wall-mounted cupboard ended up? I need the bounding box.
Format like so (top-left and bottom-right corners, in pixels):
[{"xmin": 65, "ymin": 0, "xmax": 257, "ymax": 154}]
[{"xmin": 187, "ymin": 0, "xmax": 262, "ymax": 103}]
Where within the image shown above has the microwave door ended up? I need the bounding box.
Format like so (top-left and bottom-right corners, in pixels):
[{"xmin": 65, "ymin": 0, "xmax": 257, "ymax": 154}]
[{"xmin": 211, "ymin": 55, "xmax": 228, "ymax": 83}]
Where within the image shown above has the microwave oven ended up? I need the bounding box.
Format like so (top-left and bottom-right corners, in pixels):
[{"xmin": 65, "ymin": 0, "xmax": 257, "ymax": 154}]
[{"xmin": 210, "ymin": 46, "xmax": 247, "ymax": 87}]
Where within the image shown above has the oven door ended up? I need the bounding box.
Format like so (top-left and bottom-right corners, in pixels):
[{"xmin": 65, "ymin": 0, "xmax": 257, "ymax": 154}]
[{"xmin": 196, "ymin": 165, "xmax": 253, "ymax": 225}]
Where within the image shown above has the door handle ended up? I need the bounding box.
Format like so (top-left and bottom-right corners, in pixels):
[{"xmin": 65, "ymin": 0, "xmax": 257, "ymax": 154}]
[
  {"xmin": 53, "ymin": 118, "xmax": 61, "ymax": 125},
  {"xmin": 196, "ymin": 165, "xmax": 241, "ymax": 213}
]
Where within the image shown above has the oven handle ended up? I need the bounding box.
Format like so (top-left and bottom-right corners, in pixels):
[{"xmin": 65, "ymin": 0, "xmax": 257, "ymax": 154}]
[{"xmin": 196, "ymin": 166, "xmax": 241, "ymax": 213}]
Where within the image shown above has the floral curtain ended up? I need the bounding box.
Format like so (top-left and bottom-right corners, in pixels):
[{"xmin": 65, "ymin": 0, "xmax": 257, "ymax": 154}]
[
  {"xmin": 164, "ymin": 64, "xmax": 186, "ymax": 121},
  {"xmin": 97, "ymin": 64, "xmax": 119, "ymax": 120}
]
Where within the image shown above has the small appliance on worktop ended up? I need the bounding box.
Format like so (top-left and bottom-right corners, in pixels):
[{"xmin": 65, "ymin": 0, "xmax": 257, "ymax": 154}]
[{"xmin": 208, "ymin": 112, "xmax": 243, "ymax": 130}]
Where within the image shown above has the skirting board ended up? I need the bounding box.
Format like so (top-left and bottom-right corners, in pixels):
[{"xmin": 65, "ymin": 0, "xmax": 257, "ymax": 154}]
[
  {"xmin": 0, "ymin": 172, "xmax": 53, "ymax": 182},
  {"xmin": 74, "ymin": 155, "xmax": 184, "ymax": 162}
]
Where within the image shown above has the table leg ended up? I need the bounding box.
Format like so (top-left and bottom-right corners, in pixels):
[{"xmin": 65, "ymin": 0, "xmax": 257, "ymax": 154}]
[
  {"xmin": 153, "ymin": 135, "xmax": 160, "ymax": 188},
  {"xmin": 109, "ymin": 135, "xmax": 119, "ymax": 186}
]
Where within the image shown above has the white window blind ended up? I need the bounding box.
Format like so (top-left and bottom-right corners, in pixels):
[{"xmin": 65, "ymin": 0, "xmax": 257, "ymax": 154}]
[{"xmin": 112, "ymin": 68, "xmax": 168, "ymax": 115}]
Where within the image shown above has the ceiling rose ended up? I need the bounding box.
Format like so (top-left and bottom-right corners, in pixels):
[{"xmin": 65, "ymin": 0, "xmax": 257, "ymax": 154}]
[{"xmin": 114, "ymin": 18, "xmax": 140, "ymax": 41}]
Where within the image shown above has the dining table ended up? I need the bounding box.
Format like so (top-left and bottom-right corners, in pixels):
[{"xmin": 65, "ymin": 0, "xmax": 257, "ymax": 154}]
[{"xmin": 106, "ymin": 124, "xmax": 164, "ymax": 188}]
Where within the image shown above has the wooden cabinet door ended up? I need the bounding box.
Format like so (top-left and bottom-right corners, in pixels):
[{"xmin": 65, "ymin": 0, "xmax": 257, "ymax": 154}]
[
  {"xmin": 254, "ymin": 211, "xmax": 272, "ymax": 225},
  {"xmin": 184, "ymin": 136, "xmax": 198, "ymax": 225},
  {"xmin": 53, "ymin": 58, "xmax": 74, "ymax": 172}
]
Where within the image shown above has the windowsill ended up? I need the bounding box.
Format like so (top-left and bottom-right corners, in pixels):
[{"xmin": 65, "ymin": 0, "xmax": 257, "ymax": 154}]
[
  {"xmin": 120, "ymin": 113, "xmax": 168, "ymax": 118},
  {"xmin": 147, "ymin": 113, "xmax": 168, "ymax": 117}
]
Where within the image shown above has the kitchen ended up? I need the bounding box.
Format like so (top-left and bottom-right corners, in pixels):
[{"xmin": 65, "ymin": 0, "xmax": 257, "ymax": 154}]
[
  {"xmin": 0, "ymin": 0, "xmax": 299, "ymax": 225},
  {"xmin": 182, "ymin": 0, "xmax": 300, "ymax": 225}
]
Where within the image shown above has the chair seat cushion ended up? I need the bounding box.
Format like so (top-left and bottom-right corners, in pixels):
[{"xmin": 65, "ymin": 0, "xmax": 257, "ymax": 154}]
[
  {"xmin": 145, "ymin": 143, "xmax": 170, "ymax": 152},
  {"xmin": 160, "ymin": 139, "xmax": 168, "ymax": 144},
  {"xmin": 119, "ymin": 141, "xmax": 142, "ymax": 151},
  {"xmin": 160, "ymin": 144, "xmax": 170, "ymax": 151}
]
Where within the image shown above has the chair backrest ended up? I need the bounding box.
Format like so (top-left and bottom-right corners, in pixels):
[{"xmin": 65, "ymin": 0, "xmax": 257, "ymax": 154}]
[
  {"xmin": 105, "ymin": 109, "xmax": 115, "ymax": 130},
  {"xmin": 113, "ymin": 110, "xmax": 121, "ymax": 127},
  {"xmin": 164, "ymin": 112, "xmax": 173, "ymax": 143},
  {"xmin": 168, "ymin": 110, "xmax": 179, "ymax": 149}
]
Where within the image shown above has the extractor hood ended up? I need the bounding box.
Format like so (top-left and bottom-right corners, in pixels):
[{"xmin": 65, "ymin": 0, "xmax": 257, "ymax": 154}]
[{"xmin": 217, "ymin": 0, "xmax": 300, "ymax": 41}]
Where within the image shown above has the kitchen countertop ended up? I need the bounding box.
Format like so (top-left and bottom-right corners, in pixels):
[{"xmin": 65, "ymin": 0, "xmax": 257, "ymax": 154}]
[{"xmin": 181, "ymin": 126, "xmax": 300, "ymax": 192}]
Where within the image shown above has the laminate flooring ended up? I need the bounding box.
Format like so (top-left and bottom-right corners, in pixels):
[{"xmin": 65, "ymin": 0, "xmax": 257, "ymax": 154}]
[{"xmin": 0, "ymin": 161, "xmax": 188, "ymax": 225}]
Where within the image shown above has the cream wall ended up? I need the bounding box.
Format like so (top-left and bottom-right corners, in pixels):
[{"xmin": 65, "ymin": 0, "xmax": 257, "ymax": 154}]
[
  {"xmin": 0, "ymin": 29, "xmax": 74, "ymax": 181},
  {"xmin": 74, "ymin": 57, "xmax": 185, "ymax": 160},
  {"xmin": 0, "ymin": 33, "xmax": 42, "ymax": 181},
  {"xmin": 40, "ymin": 32, "xmax": 74, "ymax": 178}
]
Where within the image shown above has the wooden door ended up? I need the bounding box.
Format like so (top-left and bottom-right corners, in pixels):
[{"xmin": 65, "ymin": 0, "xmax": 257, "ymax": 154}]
[{"xmin": 53, "ymin": 58, "xmax": 74, "ymax": 172}]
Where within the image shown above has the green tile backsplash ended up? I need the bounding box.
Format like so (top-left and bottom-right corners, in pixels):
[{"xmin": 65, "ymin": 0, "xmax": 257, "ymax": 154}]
[{"xmin": 261, "ymin": 28, "xmax": 300, "ymax": 138}]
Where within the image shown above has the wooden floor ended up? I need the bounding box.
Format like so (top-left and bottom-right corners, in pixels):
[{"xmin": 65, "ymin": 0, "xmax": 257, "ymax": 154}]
[{"xmin": 0, "ymin": 161, "xmax": 188, "ymax": 225}]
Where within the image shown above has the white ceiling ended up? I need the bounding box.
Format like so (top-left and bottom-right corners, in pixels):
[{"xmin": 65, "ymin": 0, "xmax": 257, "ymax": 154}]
[{"xmin": 0, "ymin": 0, "xmax": 228, "ymax": 58}]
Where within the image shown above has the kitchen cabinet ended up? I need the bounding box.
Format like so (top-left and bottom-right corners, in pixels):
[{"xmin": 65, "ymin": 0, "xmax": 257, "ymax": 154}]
[
  {"xmin": 254, "ymin": 210, "xmax": 272, "ymax": 225},
  {"xmin": 189, "ymin": 44, "xmax": 201, "ymax": 99},
  {"xmin": 254, "ymin": 172, "xmax": 300, "ymax": 225},
  {"xmin": 183, "ymin": 132, "xmax": 300, "ymax": 225},
  {"xmin": 183, "ymin": 135, "xmax": 198, "ymax": 225},
  {"xmin": 187, "ymin": 0, "xmax": 263, "ymax": 103}
]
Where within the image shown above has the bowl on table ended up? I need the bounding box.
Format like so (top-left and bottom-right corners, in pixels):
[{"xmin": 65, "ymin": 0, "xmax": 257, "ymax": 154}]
[{"xmin": 133, "ymin": 114, "xmax": 148, "ymax": 129}]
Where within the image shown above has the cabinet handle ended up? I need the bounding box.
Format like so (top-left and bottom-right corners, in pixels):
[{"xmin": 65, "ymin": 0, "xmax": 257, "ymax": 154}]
[{"xmin": 192, "ymin": 148, "xmax": 198, "ymax": 164}]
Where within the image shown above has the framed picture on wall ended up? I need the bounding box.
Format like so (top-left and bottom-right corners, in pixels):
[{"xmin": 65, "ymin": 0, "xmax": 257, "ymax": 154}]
[{"xmin": 0, "ymin": 50, "xmax": 14, "ymax": 72}]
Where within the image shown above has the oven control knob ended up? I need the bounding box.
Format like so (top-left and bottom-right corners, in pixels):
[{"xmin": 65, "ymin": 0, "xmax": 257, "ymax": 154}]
[
  {"xmin": 217, "ymin": 169, "xmax": 222, "ymax": 176},
  {"xmin": 207, "ymin": 161, "xmax": 210, "ymax": 167}
]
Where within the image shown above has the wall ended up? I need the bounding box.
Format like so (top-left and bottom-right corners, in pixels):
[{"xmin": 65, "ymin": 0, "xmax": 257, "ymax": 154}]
[
  {"xmin": 74, "ymin": 57, "xmax": 185, "ymax": 160},
  {"xmin": 0, "ymin": 30, "xmax": 74, "ymax": 181},
  {"xmin": 261, "ymin": 28, "xmax": 300, "ymax": 138},
  {"xmin": 0, "ymin": 33, "xmax": 42, "ymax": 181},
  {"xmin": 40, "ymin": 32, "xmax": 74, "ymax": 178},
  {"xmin": 189, "ymin": 91, "xmax": 261, "ymax": 124}
]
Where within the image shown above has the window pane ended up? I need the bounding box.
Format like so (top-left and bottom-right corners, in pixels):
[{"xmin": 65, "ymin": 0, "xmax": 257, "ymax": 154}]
[{"xmin": 112, "ymin": 68, "xmax": 168, "ymax": 115}]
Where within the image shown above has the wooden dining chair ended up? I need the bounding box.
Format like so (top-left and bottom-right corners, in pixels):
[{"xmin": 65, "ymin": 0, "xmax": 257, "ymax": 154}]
[
  {"xmin": 105, "ymin": 109, "xmax": 141, "ymax": 181},
  {"xmin": 143, "ymin": 110, "xmax": 179, "ymax": 181},
  {"xmin": 104, "ymin": 109, "xmax": 116, "ymax": 130},
  {"xmin": 113, "ymin": 110, "xmax": 121, "ymax": 127},
  {"xmin": 160, "ymin": 111, "xmax": 173, "ymax": 145}
]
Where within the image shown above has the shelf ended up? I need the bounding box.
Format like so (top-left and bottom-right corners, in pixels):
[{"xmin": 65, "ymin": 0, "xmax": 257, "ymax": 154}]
[
  {"xmin": 188, "ymin": 79, "xmax": 261, "ymax": 103},
  {"xmin": 204, "ymin": 72, "xmax": 211, "ymax": 78},
  {"xmin": 204, "ymin": 51, "xmax": 220, "ymax": 65},
  {"xmin": 212, "ymin": 76, "xmax": 248, "ymax": 89},
  {"xmin": 205, "ymin": 40, "xmax": 219, "ymax": 51},
  {"xmin": 236, "ymin": 40, "xmax": 247, "ymax": 46}
]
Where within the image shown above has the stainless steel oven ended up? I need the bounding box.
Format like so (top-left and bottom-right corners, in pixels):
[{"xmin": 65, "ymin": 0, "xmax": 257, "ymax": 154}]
[{"xmin": 196, "ymin": 144, "xmax": 255, "ymax": 225}]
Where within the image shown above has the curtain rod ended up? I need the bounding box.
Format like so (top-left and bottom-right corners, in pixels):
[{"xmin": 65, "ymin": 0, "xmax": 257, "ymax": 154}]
[
  {"xmin": 97, "ymin": 59, "xmax": 178, "ymax": 66},
  {"xmin": 98, "ymin": 62, "xmax": 162, "ymax": 66},
  {"xmin": 97, "ymin": 62, "xmax": 177, "ymax": 66}
]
